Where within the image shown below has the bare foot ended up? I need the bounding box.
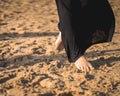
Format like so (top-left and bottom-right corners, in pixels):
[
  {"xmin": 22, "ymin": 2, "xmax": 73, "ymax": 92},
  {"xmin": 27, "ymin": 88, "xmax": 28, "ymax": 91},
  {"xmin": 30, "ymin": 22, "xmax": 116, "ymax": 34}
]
[
  {"xmin": 75, "ymin": 56, "xmax": 94, "ymax": 73},
  {"xmin": 55, "ymin": 32, "xmax": 64, "ymax": 51}
]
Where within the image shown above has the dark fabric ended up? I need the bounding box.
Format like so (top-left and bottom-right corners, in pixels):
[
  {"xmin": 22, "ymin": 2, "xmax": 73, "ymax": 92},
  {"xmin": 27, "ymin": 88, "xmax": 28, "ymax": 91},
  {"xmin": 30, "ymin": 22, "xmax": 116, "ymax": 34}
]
[{"xmin": 55, "ymin": 0, "xmax": 115, "ymax": 62}]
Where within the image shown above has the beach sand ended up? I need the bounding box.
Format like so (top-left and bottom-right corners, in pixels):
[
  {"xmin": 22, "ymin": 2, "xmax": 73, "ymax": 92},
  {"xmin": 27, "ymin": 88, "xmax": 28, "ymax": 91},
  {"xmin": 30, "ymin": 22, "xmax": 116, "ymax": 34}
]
[{"xmin": 0, "ymin": 0, "xmax": 120, "ymax": 96}]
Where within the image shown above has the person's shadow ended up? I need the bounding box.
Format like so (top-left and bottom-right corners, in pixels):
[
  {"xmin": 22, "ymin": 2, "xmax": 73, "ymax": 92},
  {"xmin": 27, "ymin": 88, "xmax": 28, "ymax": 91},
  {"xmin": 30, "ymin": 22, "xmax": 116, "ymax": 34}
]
[
  {"xmin": 0, "ymin": 32, "xmax": 58, "ymax": 40},
  {"xmin": 85, "ymin": 48, "xmax": 120, "ymax": 69}
]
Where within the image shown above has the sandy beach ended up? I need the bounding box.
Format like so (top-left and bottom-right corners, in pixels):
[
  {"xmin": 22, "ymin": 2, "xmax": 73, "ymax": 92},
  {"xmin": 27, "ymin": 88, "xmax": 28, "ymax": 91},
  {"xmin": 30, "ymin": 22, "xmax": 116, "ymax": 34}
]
[{"xmin": 0, "ymin": 0, "xmax": 120, "ymax": 96}]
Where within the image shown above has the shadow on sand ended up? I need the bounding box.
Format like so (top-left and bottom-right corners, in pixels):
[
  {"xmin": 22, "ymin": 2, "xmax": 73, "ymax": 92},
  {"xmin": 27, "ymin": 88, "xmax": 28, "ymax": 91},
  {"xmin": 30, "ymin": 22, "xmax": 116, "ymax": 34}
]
[
  {"xmin": 86, "ymin": 48, "xmax": 120, "ymax": 69},
  {"xmin": 0, "ymin": 32, "xmax": 58, "ymax": 40},
  {"xmin": 0, "ymin": 48, "xmax": 119, "ymax": 70}
]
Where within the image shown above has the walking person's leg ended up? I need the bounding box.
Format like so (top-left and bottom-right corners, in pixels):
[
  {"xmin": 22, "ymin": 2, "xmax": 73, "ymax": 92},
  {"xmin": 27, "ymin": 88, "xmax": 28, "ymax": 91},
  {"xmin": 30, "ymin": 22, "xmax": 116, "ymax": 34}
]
[
  {"xmin": 55, "ymin": 0, "xmax": 115, "ymax": 72},
  {"xmin": 55, "ymin": 0, "xmax": 94, "ymax": 72},
  {"xmin": 55, "ymin": 32, "xmax": 63, "ymax": 51}
]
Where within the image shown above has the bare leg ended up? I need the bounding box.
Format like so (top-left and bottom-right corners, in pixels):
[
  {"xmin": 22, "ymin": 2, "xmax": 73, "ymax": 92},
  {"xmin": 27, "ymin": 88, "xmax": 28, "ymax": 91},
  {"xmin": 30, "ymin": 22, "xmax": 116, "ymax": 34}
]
[
  {"xmin": 55, "ymin": 32, "xmax": 64, "ymax": 51},
  {"xmin": 75, "ymin": 56, "xmax": 94, "ymax": 73},
  {"xmin": 55, "ymin": 32, "xmax": 93, "ymax": 72}
]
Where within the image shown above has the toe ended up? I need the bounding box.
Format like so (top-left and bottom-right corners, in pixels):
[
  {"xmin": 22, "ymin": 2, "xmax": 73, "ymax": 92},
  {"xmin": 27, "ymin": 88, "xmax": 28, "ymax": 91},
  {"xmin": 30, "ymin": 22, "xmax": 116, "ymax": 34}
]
[
  {"xmin": 86, "ymin": 66, "xmax": 90, "ymax": 72},
  {"xmin": 80, "ymin": 66, "xmax": 84, "ymax": 72},
  {"xmin": 88, "ymin": 63, "xmax": 94, "ymax": 70}
]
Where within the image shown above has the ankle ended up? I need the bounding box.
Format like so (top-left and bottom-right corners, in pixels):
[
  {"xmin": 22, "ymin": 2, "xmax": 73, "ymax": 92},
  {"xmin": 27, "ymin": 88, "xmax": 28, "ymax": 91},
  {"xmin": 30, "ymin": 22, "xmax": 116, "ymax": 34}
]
[{"xmin": 77, "ymin": 56, "xmax": 88, "ymax": 62}]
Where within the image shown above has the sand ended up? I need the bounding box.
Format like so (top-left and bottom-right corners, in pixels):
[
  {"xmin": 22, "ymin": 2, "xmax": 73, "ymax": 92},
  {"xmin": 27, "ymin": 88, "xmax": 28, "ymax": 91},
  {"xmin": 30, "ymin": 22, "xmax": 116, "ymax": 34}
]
[{"xmin": 0, "ymin": 0, "xmax": 120, "ymax": 96}]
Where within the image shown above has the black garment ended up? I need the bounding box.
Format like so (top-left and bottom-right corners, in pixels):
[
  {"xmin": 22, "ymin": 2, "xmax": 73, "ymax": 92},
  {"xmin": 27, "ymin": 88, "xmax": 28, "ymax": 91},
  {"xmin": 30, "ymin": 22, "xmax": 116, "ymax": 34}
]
[{"xmin": 55, "ymin": 0, "xmax": 115, "ymax": 62}]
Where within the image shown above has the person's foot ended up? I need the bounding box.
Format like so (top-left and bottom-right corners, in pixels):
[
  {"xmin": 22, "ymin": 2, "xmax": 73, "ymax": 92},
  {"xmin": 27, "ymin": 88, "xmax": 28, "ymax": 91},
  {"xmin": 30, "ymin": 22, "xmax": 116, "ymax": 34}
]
[
  {"xmin": 55, "ymin": 32, "xmax": 64, "ymax": 51},
  {"xmin": 75, "ymin": 56, "xmax": 94, "ymax": 73}
]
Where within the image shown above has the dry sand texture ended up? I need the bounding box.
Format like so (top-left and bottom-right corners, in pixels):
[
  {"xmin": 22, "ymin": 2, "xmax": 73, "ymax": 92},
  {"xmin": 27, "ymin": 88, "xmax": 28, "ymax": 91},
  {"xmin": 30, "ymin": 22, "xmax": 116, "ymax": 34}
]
[{"xmin": 0, "ymin": 0, "xmax": 120, "ymax": 96}]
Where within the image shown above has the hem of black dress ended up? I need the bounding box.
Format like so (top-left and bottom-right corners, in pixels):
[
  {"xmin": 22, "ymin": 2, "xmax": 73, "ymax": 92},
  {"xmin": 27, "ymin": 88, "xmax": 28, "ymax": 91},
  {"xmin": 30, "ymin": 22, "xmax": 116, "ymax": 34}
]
[{"xmin": 68, "ymin": 39, "xmax": 113, "ymax": 63}]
